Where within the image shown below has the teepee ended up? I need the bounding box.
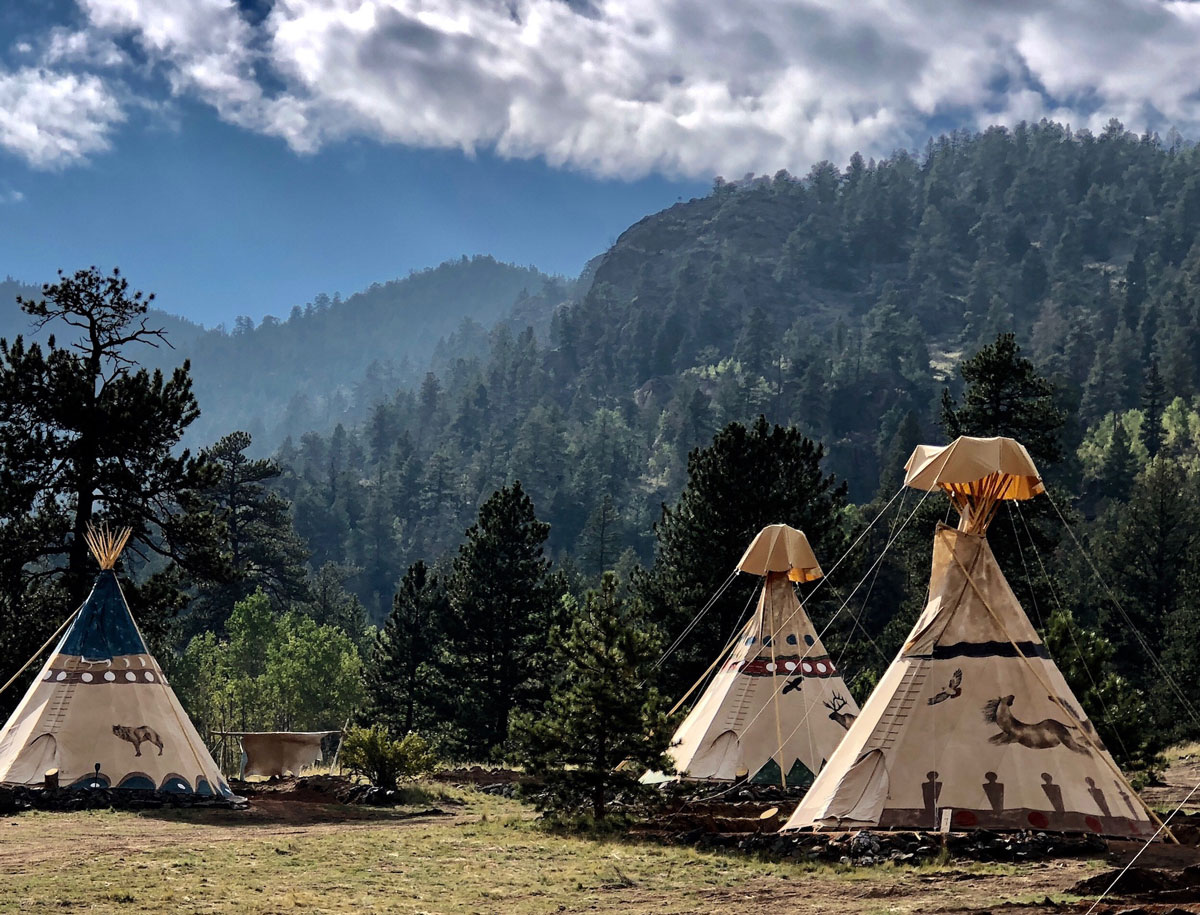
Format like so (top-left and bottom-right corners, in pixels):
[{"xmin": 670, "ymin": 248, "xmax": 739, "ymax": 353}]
[
  {"xmin": 653, "ymin": 524, "xmax": 860, "ymax": 789},
  {"xmin": 784, "ymin": 437, "xmax": 1161, "ymax": 838},
  {"xmin": 0, "ymin": 526, "xmax": 234, "ymax": 797}
]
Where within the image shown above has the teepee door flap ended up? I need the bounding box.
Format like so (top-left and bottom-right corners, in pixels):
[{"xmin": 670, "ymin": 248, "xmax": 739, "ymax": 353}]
[{"xmin": 825, "ymin": 749, "xmax": 889, "ymax": 824}]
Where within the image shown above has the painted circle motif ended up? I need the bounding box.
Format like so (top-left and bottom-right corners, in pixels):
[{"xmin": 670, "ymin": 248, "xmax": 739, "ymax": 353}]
[
  {"xmin": 784, "ymin": 661, "xmax": 797, "ymax": 671},
  {"xmin": 803, "ymin": 634, "xmax": 815, "ymax": 647},
  {"xmin": 766, "ymin": 662, "xmax": 776, "ymax": 672},
  {"xmin": 801, "ymin": 661, "xmax": 813, "ymax": 674},
  {"xmin": 815, "ymin": 661, "xmax": 827, "ymax": 675},
  {"xmin": 55, "ymin": 671, "xmax": 66, "ymax": 681},
  {"xmin": 952, "ymin": 810, "xmax": 978, "ymax": 828},
  {"xmin": 1084, "ymin": 816, "xmax": 1103, "ymax": 833},
  {"xmin": 104, "ymin": 671, "xmax": 116, "ymax": 682},
  {"xmin": 42, "ymin": 671, "xmax": 52, "ymax": 681},
  {"xmin": 145, "ymin": 672, "xmax": 156, "ymax": 682},
  {"xmin": 124, "ymin": 671, "xmax": 137, "ymax": 682},
  {"xmin": 1027, "ymin": 811, "xmax": 1050, "ymax": 829},
  {"xmin": 786, "ymin": 634, "xmax": 798, "ymax": 645},
  {"xmin": 159, "ymin": 775, "xmax": 193, "ymax": 794},
  {"xmin": 80, "ymin": 672, "xmax": 93, "ymax": 683}
]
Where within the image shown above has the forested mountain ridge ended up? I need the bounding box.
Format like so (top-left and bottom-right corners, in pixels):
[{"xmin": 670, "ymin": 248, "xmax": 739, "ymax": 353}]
[
  {"xmin": 549, "ymin": 120, "xmax": 1200, "ymax": 487},
  {"xmin": 3, "ymin": 258, "xmax": 565, "ymax": 454},
  {"xmin": 165, "ymin": 256, "xmax": 563, "ymax": 450},
  {"xmin": 276, "ymin": 119, "xmax": 1200, "ymax": 625}
]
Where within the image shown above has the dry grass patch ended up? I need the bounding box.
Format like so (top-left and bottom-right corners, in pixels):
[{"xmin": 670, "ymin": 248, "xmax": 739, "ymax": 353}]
[{"xmin": 0, "ymin": 789, "xmax": 1097, "ymax": 914}]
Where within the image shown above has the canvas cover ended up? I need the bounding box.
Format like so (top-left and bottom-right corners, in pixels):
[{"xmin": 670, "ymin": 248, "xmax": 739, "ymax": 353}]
[
  {"xmin": 235, "ymin": 732, "xmax": 332, "ymax": 778},
  {"xmin": 905, "ymin": 436, "xmax": 1043, "ymax": 500},
  {"xmin": 0, "ymin": 570, "xmax": 233, "ymax": 797},
  {"xmin": 783, "ymin": 525, "xmax": 1156, "ymax": 838},
  {"xmin": 654, "ymin": 531, "xmax": 859, "ymax": 788},
  {"xmin": 737, "ymin": 523, "xmax": 824, "ymax": 582}
]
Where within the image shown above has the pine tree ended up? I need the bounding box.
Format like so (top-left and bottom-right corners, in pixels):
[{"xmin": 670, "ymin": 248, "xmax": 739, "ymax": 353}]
[
  {"xmin": 415, "ymin": 372, "xmax": 443, "ymax": 449},
  {"xmin": 938, "ymin": 333, "xmax": 1067, "ymax": 619},
  {"xmin": 941, "ymin": 333, "xmax": 1066, "ymax": 466},
  {"xmin": 302, "ymin": 561, "xmax": 369, "ymax": 647},
  {"xmin": 1096, "ymin": 418, "xmax": 1140, "ymax": 503},
  {"xmin": 511, "ymin": 573, "xmax": 676, "ymax": 820},
  {"xmin": 445, "ymin": 481, "xmax": 559, "ymax": 758},
  {"xmin": 732, "ymin": 305, "xmax": 775, "ymax": 378},
  {"xmin": 1125, "ymin": 241, "xmax": 1148, "ymax": 318},
  {"xmin": 0, "ymin": 267, "xmax": 223, "ymax": 615},
  {"xmin": 863, "ymin": 283, "xmax": 906, "ymax": 376},
  {"xmin": 1093, "ymin": 457, "xmax": 1199, "ymax": 692},
  {"xmin": 188, "ymin": 430, "xmax": 311, "ymax": 634},
  {"xmin": 637, "ymin": 416, "xmax": 848, "ymax": 698},
  {"xmin": 1141, "ymin": 358, "xmax": 1167, "ymax": 457},
  {"xmin": 577, "ymin": 494, "xmax": 622, "ymax": 576},
  {"xmin": 1016, "ymin": 247, "xmax": 1048, "ymax": 310},
  {"xmin": 363, "ymin": 561, "xmax": 447, "ymax": 736},
  {"xmin": 876, "ymin": 410, "xmax": 921, "ymax": 498}
]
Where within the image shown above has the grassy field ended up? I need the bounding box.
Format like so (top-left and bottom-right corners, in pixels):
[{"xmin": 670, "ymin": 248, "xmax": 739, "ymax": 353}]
[{"xmin": 0, "ymin": 787, "xmax": 1107, "ymax": 915}]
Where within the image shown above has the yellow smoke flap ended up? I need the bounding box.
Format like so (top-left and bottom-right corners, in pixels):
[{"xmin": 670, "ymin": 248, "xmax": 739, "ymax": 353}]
[
  {"xmin": 904, "ymin": 435, "xmax": 1043, "ymax": 497},
  {"xmin": 736, "ymin": 523, "xmax": 823, "ymax": 582},
  {"xmin": 904, "ymin": 436, "xmax": 1044, "ymax": 535}
]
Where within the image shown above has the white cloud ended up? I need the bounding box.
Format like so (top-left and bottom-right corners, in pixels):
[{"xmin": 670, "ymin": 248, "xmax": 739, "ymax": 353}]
[
  {"xmin": 44, "ymin": 27, "xmax": 128, "ymax": 68},
  {"xmin": 78, "ymin": 0, "xmax": 267, "ymax": 123},
  {"xmin": 0, "ymin": 67, "xmax": 124, "ymax": 169},
  {"xmin": 30, "ymin": 0, "xmax": 1200, "ymax": 177}
]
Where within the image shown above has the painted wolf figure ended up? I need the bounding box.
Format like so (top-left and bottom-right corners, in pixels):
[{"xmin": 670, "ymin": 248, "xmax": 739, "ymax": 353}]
[
  {"xmin": 982, "ymin": 695, "xmax": 1088, "ymax": 754},
  {"xmin": 112, "ymin": 724, "xmax": 163, "ymax": 757}
]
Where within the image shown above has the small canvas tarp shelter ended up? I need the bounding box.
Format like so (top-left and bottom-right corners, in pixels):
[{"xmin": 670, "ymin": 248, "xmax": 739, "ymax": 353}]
[
  {"xmin": 0, "ymin": 526, "xmax": 234, "ymax": 798},
  {"xmin": 784, "ymin": 437, "xmax": 1161, "ymax": 838},
  {"xmin": 651, "ymin": 524, "xmax": 860, "ymax": 789},
  {"xmin": 224, "ymin": 731, "xmax": 338, "ymax": 778}
]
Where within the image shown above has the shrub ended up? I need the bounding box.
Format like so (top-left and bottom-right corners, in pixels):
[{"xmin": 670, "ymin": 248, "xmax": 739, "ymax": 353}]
[{"xmin": 340, "ymin": 725, "xmax": 438, "ymax": 790}]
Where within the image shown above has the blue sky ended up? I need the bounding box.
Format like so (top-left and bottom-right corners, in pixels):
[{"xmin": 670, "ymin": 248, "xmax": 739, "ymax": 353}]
[
  {"xmin": 0, "ymin": 97, "xmax": 705, "ymax": 326},
  {"xmin": 4, "ymin": 1, "xmax": 1200, "ymax": 327}
]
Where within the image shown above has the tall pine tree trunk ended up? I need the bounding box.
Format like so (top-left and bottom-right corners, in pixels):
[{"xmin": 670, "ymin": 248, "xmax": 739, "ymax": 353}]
[{"xmin": 68, "ymin": 352, "xmax": 102, "ymax": 604}]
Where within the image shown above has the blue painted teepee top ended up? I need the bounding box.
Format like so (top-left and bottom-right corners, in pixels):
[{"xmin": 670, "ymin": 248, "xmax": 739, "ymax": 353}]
[{"xmin": 56, "ymin": 570, "xmax": 147, "ymax": 660}]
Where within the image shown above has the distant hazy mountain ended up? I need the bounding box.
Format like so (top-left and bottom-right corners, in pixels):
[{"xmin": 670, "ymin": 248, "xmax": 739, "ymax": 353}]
[{"xmin": 2, "ymin": 257, "xmax": 567, "ymax": 452}]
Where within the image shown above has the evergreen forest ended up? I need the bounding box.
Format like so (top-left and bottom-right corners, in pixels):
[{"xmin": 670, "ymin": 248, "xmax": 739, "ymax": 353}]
[{"xmin": 6, "ymin": 118, "xmax": 1200, "ymax": 773}]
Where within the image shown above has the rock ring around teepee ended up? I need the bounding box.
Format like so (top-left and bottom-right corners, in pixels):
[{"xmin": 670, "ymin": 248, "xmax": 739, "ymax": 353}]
[
  {"xmin": 783, "ymin": 436, "xmax": 1163, "ymax": 840},
  {"xmin": 0, "ymin": 524, "xmax": 238, "ymax": 801}
]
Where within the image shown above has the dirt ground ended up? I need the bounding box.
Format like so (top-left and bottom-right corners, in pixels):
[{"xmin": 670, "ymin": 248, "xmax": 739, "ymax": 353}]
[
  {"xmin": 2, "ymin": 756, "xmax": 1200, "ymax": 915},
  {"xmin": 0, "ymin": 796, "xmax": 1112, "ymax": 915},
  {"xmin": 1143, "ymin": 745, "xmax": 1200, "ymax": 810}
]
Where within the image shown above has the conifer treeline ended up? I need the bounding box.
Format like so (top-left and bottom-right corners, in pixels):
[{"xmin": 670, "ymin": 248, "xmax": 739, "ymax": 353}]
[{"xmin": 279, "ymin": 120, "xmax": 1200, "ymax": 626}]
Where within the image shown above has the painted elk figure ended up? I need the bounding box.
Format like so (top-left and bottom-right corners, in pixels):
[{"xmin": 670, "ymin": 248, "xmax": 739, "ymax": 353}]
[{"xmin": 824, "ymin": 693, "xmax": 857, "ymax": 730}]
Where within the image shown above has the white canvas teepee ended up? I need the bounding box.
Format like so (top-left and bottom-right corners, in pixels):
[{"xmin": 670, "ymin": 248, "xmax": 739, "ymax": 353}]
[
  {"xmin": 0, "ymin": 527, "xmax": 234, "ymax": 797},
  {"xmin": 653, "ymin": 524, "xmax": 860, "ymax": 788},
  {"xmin": 784, "ymin": 437, "xmax": 1161, "ymax": 839}
]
